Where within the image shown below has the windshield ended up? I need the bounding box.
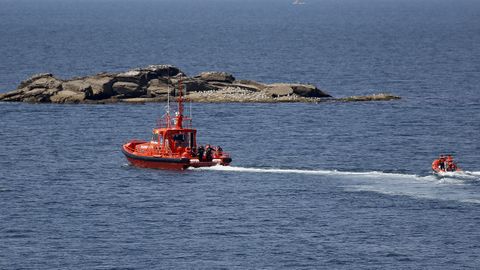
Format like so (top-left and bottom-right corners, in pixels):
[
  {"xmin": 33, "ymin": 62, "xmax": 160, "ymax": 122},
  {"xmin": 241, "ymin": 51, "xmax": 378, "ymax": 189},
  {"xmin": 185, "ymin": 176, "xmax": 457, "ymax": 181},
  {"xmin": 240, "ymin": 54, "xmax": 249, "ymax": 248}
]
[
  {"xmin": 152, "ymin": 132, "xmax": 163, "ymax": 144},
  {"xmin": 173, "ymin": 133, "xmax": 191, "ymax": 148}
]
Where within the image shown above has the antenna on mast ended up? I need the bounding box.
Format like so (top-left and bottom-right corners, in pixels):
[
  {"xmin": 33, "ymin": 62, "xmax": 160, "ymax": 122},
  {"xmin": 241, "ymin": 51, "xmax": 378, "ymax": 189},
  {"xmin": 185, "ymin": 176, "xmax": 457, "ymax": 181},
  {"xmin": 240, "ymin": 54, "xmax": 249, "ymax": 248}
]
[
  {"xmin": 175, "ymin": 80, "xmax": 184, "ymax": 129},
  {"xmin": 189, "ymin": 91, "xmax": 192, "ymax": 120},
  {"xmin": 167, "ymin": 77, "xmax": 171, "ymax": 113},
  {"xmin": 165, "ymin": 68, "xmax": 171, "ymax": 128},
  {"xmin": 182, "ymin": 83, "xmax": 191, "ymax": 120}
]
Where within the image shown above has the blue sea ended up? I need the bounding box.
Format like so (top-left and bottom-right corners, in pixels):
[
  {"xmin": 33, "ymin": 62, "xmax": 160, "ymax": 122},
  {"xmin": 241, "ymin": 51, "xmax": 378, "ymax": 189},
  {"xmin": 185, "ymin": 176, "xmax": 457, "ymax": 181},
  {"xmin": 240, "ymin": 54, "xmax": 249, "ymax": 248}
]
[{"xmin": 1, "ymin": 0, "xmax": 480, "ymax": 269}]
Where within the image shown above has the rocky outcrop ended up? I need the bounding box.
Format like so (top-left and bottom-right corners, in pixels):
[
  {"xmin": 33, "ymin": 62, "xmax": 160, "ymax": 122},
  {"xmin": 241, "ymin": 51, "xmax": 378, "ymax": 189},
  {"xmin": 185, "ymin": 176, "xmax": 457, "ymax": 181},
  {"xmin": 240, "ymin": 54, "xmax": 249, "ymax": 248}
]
[
  {"xmin": 0, "ymin": 65, "xmax": 183, "ymax": 103},
  {"xmin": 0, "ymin": 64, "xmax": 400, "ymax": 104},
  {"xmin": 1, "ymin": 73, "xmax": 63, "ymax": 102}
]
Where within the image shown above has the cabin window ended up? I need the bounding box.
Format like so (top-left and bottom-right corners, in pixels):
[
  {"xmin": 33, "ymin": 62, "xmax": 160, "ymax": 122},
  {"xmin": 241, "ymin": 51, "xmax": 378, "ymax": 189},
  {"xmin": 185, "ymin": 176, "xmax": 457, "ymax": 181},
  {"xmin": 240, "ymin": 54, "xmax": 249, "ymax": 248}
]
[
  {"xmin": 173, "ymin": 134, "xmax": 185, "ymax": 142},
  {"xmin": 174, "ymin": 133, "xmax": 191, "ymax": 148},
  {"xmin": 152, "ymin": 133, "xmax": 163, "ymax": 144},
  {"xmin": 152, "ymin": 133, "xmax": 158, "ymax": 142}
]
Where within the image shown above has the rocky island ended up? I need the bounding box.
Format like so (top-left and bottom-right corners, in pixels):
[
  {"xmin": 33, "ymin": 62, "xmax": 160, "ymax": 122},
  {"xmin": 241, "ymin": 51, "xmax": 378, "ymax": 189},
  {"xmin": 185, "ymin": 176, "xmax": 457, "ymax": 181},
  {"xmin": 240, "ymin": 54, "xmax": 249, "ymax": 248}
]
[{"xmin": 0, "ymin": 65, "xmax": 399, "ymax": 104}]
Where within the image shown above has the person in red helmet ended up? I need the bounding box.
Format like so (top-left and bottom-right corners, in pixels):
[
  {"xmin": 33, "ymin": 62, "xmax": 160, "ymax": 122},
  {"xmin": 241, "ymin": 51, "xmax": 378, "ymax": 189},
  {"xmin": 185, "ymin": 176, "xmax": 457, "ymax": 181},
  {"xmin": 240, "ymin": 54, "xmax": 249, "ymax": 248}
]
[
  {"xmin": 448, "ymin": 162, "xmax": 458, "ymax": 171},
  {"xmin": 446, "ymin": 155, "xmax": 458, "ymax": 172},
  {"xmin": 432, "ymin": 156, "xmax": 443, "ymax": 172},
  {"xmin": 439, "ymin": 155, "xmax": 446, "ymax": 171}
]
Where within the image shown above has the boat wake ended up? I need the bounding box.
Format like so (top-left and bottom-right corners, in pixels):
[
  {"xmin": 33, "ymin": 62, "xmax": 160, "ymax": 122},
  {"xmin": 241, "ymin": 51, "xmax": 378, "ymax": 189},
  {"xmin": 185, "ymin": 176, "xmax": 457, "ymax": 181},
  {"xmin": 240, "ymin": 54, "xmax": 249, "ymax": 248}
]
[
  {"xmin": 194, "ymin": 165, "xmax": 480, "ymax": 181},
  {"xmin": 466, "ymin": 171, "xmax": 480, "ymax": 176},
  {"xmin": 193, "ymin": 166, "xmax": 480, "ymax": 204},
  {"xmin": 192, "ymin": 165, "xmax": 419, "ymax": 178},
  {"xmin": 434, "ymin": 171, "xmax": 480, "ymax": 181}
]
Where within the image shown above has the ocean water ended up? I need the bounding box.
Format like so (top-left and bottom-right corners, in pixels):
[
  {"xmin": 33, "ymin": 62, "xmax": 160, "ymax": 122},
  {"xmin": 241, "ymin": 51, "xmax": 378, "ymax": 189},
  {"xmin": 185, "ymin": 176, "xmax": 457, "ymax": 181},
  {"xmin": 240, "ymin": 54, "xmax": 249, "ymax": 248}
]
[{"xmin": 1, "ymin": 0, "xmax": 480, "ymax": 269}]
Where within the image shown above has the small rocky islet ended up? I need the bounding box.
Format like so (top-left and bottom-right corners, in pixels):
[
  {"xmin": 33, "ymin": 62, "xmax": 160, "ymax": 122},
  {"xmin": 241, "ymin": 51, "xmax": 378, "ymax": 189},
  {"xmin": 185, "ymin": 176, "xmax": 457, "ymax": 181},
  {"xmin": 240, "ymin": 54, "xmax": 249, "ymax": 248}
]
[{"xmin": 0, "ymin": 65, "xmax": 400, "ymax": 104}]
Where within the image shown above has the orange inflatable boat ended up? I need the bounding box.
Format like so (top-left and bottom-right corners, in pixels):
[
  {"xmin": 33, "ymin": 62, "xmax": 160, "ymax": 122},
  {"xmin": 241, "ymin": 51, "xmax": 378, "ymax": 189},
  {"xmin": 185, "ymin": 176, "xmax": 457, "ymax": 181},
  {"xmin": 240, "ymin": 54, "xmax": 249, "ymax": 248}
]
[{"xmin": 432, "ymin": 154, "xmax": 461, "ymax": 174}]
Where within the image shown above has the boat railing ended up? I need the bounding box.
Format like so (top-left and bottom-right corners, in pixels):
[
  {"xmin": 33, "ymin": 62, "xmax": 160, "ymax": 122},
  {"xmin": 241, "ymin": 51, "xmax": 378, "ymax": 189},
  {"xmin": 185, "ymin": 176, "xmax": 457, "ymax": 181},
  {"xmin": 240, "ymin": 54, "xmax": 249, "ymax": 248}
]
[
  {"xmin": 182, "ymin": 117, "xmax": 192, "ymax": 128},
  {"xmin": 157, "ymin": 117, "xmax": 192, "ymax": 129}
]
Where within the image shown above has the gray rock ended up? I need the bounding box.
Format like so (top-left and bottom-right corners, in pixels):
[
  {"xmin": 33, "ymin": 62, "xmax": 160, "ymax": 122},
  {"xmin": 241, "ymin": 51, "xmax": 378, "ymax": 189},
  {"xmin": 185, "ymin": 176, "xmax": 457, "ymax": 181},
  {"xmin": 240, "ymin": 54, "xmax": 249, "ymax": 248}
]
[
  {"xmin": 209, "ymin": 81, "xmax": 262, "ymax": 92},
  {"xmin": 290, "ymin": 84, "xmax": 331, "ymax": 98},
  {"xmin": 21, "ymin": 88, "xmax": 59, "ymax": 103},
  {"xmin": 264, "ymin": 84, "xmax": 295, "ymax": 97},
  {"xmin": 115, "ymin": 70, "xmax": 148, "ymax": 86},
  {"xmin": 112, "ymin": 81, "xmax": 144, "ymax": 97},
  {"xmin": 264, "ymin": 83, "xmax": 331, "ymax": 98},
  {"xmin": 184, "ymin": 79, "xmax": 217, "ymax": 92},
  {"xmin": 62, "ymin": 80, "xmax": 92, "ymax": 93},
  {"xmin": 50, "ymin": 90, "xmax": 89, "ymax": 103},
  {"xmin": 233, "ymin": 80, "xmax": 267, "ymax": 91},
  {"xmin": 170, "ymin": 78, "xmax": 217, "ymax": 93},
  {"xmin": 136, "ymin": 65, "xmax": 183, "ymax": 78},
  {"xmin": 0, "ymin": 89, "xmax": 25, "ymax": 101},
  {"xmin": 27, "ymin": 76, "xmax": 62, "ymax": 90},
  {"xmin": 18, "ymin": 73, "xmax": 54, "ymax": 89},
  {"xmin": 196, "ymin": 72, "xmax": 235, "ymax": 83},
  {"xmin": 83, "ymin": 75, "xmax": 115, "ymax": 99},
  {"xmin": 147, "ymin": 79, "xmax": 171, "ymax": 96},
  {"xmin": 115, "ymin": 65, "xmax": 185, "ymax": 87},
  {"xmin": 1, "ymin": 74, "xmax": 64, "ymax": 102},
  {"xmin": 22, "ymin": 88, "xmax": 50, "ymax": 97}
]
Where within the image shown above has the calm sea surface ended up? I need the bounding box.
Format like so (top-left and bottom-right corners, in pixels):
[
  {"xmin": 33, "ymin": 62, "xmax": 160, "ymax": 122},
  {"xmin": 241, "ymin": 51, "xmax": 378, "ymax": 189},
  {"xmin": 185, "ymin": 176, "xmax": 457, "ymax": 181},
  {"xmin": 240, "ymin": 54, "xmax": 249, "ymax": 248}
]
[{"xmin": 1, "ymin": 0, "xmax": 480, "ymax": 269}]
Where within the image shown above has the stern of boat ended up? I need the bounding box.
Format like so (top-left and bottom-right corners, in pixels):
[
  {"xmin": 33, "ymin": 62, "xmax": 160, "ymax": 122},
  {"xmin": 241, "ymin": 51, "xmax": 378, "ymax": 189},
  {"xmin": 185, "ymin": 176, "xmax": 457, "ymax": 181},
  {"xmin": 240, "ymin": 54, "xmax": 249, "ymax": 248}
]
[{"xmin": 189, "ymin": 154, "xmax": 232, "ymax": 168}]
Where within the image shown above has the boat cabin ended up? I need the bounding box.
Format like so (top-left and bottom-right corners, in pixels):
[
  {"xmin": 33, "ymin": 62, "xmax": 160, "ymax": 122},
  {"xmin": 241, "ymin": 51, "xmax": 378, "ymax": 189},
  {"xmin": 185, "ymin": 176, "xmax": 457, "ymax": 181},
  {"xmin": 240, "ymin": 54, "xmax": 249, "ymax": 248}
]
[{"xmin": 150, "ymin": 128, "xmax": 197, "ymax": 157}]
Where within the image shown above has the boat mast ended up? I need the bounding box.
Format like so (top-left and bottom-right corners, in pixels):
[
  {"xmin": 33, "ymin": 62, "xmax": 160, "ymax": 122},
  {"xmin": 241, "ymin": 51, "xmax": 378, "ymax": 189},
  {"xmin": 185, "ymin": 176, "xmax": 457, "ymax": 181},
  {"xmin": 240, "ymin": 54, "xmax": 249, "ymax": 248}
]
[
  {"xmin": 189, "ymin": 92, "xmax": 192, "ymax": 120},
  {"xmin": 175, "ymin": 80, "xmax": 184, "ymax": 129},
  {"xmin": 165, "ymin": 74, "xmax": 171, "ymax": 128}
]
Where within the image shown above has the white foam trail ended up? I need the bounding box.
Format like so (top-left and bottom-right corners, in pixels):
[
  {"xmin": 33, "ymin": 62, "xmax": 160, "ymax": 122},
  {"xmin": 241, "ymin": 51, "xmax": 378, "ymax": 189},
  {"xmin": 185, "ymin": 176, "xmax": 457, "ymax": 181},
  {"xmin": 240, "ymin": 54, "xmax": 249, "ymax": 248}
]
[
  {"xmin": 433, "ymin": 171, "xmax": 480, "ymax": 182},
  {"xmin": 194, "ymin": 165, "xmax": 480, "ymax": 183},
  {"xmin": 193, "ymin": 165, "xmax": 417, "ymax": 178},
  {"xmin": 194, "ymin": 166, "xmax": 480, "ymax": 204},
  {"xmin": 193, "ymin": 165, "xmax": 334, "ymax": 175}
]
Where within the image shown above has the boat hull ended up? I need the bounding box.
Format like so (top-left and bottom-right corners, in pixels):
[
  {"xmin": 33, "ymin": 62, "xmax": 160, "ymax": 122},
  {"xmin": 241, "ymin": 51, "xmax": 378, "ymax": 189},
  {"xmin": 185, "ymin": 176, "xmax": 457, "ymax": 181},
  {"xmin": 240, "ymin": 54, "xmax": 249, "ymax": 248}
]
[
  {"xmin": 122, "ymin": 147, "xmax": 190, "ymax": 170},
  {"xmin": 122, "ymin": 144, "xmax": 232, "ymax": 170}
]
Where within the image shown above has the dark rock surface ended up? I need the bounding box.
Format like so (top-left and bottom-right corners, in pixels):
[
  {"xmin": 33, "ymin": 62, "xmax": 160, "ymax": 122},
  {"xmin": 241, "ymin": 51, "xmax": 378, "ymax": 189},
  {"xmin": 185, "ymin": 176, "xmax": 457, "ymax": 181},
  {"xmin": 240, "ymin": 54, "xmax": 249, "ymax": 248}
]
[
  {"xmin": 0, "ymin": 64, "xmax": 401, "ymax": 104},
  {"xmin": 112, "ymin": 81, "xmax": 142, "ymax": 97},
  {"xmin": 146, "ymin": 78, "xmax": 171, "ymax": 97},
  {"xmin": 195, "ymin": 71, "xmax": 235, "ymax": 83}
]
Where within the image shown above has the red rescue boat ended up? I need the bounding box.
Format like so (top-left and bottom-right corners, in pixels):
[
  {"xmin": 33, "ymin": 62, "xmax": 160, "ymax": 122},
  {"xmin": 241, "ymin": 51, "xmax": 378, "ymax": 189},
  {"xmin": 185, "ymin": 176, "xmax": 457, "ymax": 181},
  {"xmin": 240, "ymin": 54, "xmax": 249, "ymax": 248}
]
[
  {"xmin": 431, "ymin": 154, "xmax": 461, "ymax": 175},
  {"xmin": 122, "ymin": 82, "xmax": 232, "ymax": 170}
]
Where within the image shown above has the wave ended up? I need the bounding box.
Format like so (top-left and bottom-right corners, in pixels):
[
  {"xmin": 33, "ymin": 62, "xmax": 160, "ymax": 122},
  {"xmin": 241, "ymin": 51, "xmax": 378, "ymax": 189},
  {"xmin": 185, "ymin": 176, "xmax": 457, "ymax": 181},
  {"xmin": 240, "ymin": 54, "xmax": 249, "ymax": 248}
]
[{"xmin": 193, "ymin": 165, "xmax": 480, "ymax": 204}]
